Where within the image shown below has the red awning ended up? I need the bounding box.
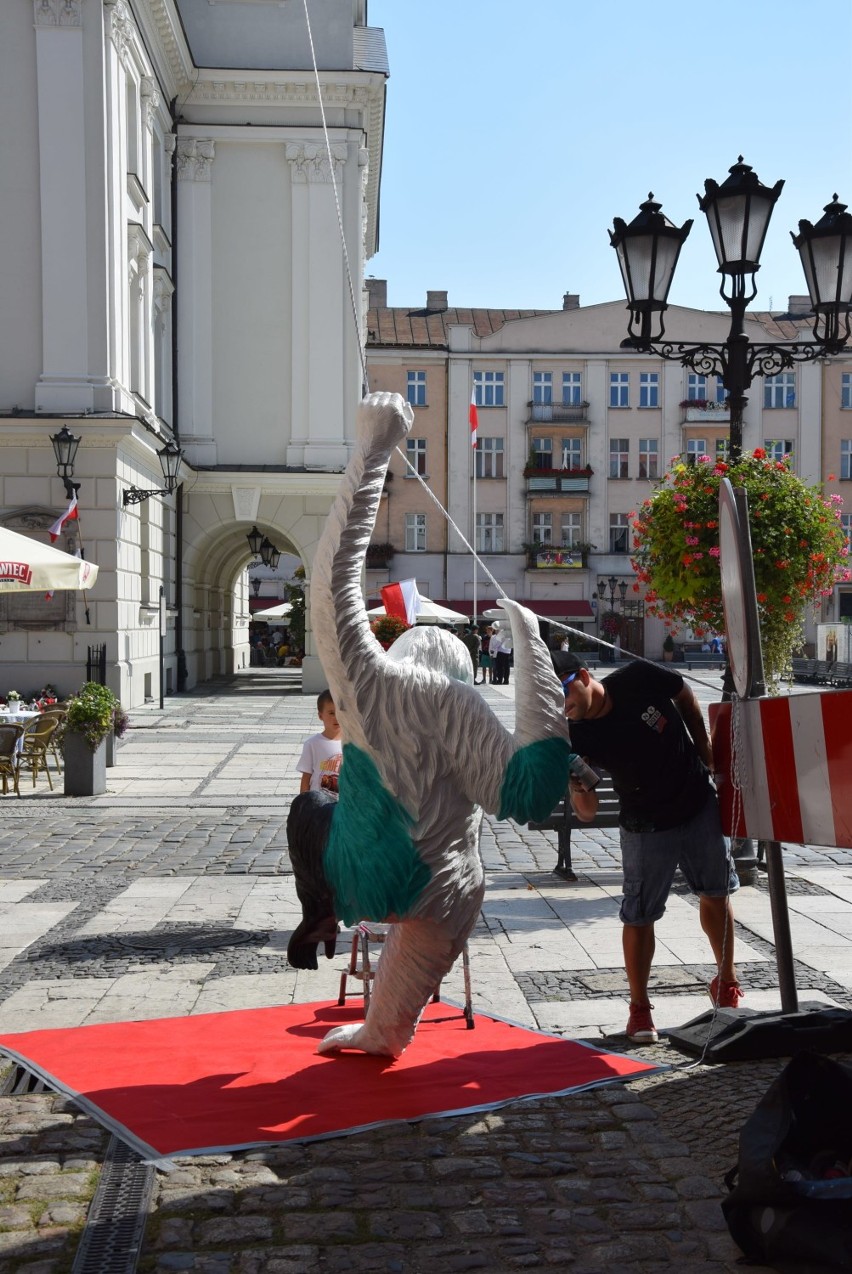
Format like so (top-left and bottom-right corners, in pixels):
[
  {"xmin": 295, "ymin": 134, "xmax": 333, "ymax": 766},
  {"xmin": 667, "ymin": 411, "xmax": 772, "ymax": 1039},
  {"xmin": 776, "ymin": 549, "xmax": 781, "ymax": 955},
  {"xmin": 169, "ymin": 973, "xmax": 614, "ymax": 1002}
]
[{"xmin": 438, "ymin": 599, "xmax": 594, "ymax": 621}]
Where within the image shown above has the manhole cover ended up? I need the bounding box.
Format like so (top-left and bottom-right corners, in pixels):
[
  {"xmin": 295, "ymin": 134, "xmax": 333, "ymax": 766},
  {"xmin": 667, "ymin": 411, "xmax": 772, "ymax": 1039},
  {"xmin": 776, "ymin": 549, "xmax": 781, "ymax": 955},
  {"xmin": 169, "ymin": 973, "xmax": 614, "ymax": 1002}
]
[{"xmin": 116, "ymin": 928, "xmax": 267, "ymax": 953}]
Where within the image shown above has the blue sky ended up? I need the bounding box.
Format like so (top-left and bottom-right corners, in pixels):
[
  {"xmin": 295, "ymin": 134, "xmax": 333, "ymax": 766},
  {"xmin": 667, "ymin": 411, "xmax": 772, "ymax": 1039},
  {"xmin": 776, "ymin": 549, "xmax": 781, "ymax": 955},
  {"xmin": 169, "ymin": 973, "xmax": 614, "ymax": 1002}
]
[{"xmin": 367, "ymin": 0, "xmax": 852, "ymax": 314}]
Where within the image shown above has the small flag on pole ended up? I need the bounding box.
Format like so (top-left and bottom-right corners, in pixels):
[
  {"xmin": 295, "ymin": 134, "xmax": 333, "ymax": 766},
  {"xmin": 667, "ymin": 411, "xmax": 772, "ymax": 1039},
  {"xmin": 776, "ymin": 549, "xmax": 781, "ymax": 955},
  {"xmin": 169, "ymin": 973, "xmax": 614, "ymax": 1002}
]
[
  {"xmin": 469, "ymin": 388, "xmax": 479, "ymax": 449},
  {"xmin": 381, "ymin": 579, "xmax": 422, "ymax": 627},
  {"xmin": 48, "ymin": 495, "xmax": 79, "ymax": 542}
]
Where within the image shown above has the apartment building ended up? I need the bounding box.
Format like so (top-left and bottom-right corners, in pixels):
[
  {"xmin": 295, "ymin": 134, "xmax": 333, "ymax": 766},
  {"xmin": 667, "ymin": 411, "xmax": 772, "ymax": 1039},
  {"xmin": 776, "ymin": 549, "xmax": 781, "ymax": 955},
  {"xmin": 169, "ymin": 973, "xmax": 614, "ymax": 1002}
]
[{"xmin": 366, "ymin": 285, "xmax": 852, "ymax": 658}]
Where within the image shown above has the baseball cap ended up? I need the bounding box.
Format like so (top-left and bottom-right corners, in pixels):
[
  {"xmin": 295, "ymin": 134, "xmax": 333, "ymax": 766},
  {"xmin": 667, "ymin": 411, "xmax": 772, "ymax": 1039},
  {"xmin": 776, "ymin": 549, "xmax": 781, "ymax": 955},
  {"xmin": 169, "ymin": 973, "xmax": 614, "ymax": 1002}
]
[{"xmin": 551, "ymin": 651, "xmax": 587, "ymax": 681}]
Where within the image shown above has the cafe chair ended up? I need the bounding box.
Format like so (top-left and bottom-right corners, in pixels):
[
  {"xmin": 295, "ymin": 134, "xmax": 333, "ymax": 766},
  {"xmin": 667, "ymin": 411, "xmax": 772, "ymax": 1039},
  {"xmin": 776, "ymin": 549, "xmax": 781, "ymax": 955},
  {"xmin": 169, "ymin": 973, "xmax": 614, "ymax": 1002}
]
[
  {"xmin": 0, "ymin": 724, "xmax": 25, "ymax": 797},
  {"xmin": 17, "ymin": 716, "xmax": 58, "ymax": 790},
  {"xmin": 37, "ymin": 708, "xmax": 67, "ymax": 773}
]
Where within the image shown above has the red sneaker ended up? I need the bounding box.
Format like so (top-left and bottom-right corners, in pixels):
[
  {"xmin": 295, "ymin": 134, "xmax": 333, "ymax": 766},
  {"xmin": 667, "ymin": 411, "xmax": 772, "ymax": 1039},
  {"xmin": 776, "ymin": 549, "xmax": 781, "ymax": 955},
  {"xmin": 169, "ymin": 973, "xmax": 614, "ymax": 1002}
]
[
  {"xmin": 626, "ymin": 1002, "xmax": 658, "ymax": 1043},
  {"xmin": 709, "ymin": 976, "xmax": 743, "ymax": 1009}
]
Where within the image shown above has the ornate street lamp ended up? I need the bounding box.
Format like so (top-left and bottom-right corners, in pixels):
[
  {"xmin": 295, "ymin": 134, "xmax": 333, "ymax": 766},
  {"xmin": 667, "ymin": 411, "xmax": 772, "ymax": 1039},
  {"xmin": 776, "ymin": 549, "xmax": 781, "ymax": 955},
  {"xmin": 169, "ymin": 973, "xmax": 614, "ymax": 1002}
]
[
  {"xmin": 123, "ymin": 438, "xmax": 184, "ymax": 507},
  {"xmin": 50, "ymin": 425, "xmax": 82, "ymax": 499},
  {"xmin": 250, "ymin": 577, "xmax": 262, "ymax": 598},
  {"xmin": 610, "ymin": 159, "xmax": 851, "ymax": 460},
  {"xmin": 246, "ymin": 525, "xmax": 264, "ymax": 557},
  {"xmin": 792, "ymin": 195, "xmax": 852, "ymax": 349},
  {"xmin": 259, "ymin": 538, "xmax": 281, "ymax": 570}
]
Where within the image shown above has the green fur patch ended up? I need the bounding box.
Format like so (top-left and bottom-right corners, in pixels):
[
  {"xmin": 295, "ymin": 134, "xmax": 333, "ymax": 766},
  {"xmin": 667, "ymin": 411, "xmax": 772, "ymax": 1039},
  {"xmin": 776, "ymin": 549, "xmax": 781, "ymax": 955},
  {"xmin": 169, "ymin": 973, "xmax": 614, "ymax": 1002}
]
[
  {"xmin": 326, "ymin": 743, "xmax": 430, "ymax": 925},
  {"xmin": 498, "ymin": 738, "xmax": 575, "ymax": 822}
]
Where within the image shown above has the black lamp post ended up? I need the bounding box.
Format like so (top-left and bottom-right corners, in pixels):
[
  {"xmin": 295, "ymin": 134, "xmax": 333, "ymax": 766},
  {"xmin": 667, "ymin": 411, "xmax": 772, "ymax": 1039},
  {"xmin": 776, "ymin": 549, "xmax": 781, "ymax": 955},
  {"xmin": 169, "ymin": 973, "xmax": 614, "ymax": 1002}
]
[
  {"xmin": 250, "ymin": 576, "xmax": 262, "ymax": 598},
  {"xmin": 610, "ymin": 159, "xmax": 852, "ymax": 461},
  {"xmin": 123, "ymin": 438, "xmax": 184, "ymax": 507},
  {"xmin": 246, "ymin": 525, "xmax": 263, "ymax": 557},
  {"xmin": 50, "ymin": 425, "xmax": 81, "ymax": 499}
]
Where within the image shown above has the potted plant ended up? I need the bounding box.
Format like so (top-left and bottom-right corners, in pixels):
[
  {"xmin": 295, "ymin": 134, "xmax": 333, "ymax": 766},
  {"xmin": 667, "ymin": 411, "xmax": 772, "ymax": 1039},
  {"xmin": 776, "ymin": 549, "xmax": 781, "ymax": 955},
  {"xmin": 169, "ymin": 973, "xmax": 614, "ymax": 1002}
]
[
  {"xmin": 5, "ymin": 690, "xmax": 21, "ymax": 715},
  {"xmin": 105, "ymin": 702, "xmax": 130, "ymax": 768},
  {"xmin": 370, "ymin": 614, "xmax": 410, "ymax": 649},
  {"xmin": 662, "ymin": 633, "xmax": 675, "ymax": 661},
  {"xmin": 64, "ymin": 682, "xmax": 119, "ymax": 796},
  {"xmin": 631, "ymin": 448, "xmax": 851, "ymax": 686}
]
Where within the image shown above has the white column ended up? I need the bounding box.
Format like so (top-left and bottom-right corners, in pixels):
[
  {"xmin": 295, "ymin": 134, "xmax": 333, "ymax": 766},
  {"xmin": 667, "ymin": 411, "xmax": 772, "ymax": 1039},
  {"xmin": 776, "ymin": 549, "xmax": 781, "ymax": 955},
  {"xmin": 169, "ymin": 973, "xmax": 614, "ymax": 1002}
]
[
  {"xmin": 33, "ymin": 0, "xmax": 93, "ymax": 413},
  {"xmin": 286, "ymin": 141, "xmax": 349, "ymax": 470},
  {"xmin": 176, "ymin": 139, "xmax": 216, "ymax": 461}
]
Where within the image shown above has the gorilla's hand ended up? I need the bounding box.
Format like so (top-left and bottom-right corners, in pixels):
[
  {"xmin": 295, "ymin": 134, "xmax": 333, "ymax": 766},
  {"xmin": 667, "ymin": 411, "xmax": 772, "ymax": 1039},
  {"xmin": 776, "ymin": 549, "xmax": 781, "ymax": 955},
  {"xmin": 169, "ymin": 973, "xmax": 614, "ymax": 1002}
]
[{"xmin": 356, "ymin": 391, "xmax": 414, "ymax": 453}]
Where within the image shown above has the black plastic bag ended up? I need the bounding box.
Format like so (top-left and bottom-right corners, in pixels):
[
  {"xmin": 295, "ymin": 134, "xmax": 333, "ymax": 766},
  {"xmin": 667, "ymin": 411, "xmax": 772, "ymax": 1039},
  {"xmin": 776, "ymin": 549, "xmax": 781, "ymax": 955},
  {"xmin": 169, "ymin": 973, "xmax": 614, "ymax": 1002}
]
[{"xmin": 722, "ymin": 1051, "xmax": 852, "ymax": 1269}]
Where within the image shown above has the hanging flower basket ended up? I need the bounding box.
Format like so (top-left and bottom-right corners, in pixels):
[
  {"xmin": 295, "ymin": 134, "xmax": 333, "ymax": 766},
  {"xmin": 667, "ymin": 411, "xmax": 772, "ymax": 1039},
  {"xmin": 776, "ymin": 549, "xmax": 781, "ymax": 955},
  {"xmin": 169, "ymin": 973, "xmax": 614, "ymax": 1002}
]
[{"xmin": 631, "ymin": 449, "xmax": 851, "ymax": 686}]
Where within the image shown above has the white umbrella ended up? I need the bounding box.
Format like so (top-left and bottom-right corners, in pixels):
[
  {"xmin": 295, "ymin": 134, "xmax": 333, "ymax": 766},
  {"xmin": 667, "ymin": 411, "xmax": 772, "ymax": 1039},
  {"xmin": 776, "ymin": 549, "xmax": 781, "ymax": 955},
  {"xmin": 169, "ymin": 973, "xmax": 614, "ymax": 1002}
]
[
  {"xmin": 0, "ymin": 526, "xmax": 98, "ymax": 593},
  {"xmin": 366, "ymin": 598, "xmax": 471, "ymax": 625},
  {"xmin": 252, "ymin": 602, "xmax": 293, "ymax": 620}
]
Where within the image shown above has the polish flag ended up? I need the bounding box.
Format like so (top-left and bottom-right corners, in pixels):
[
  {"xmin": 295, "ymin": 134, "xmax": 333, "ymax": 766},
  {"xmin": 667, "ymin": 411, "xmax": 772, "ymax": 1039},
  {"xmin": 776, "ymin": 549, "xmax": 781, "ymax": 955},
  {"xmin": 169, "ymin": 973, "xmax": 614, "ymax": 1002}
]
[
  {"xmin": 381, "ymin": 579, "xmax": 421, "ymax": 627},
  {"xmin": 469, "ymin": 389, "xmax": 479, "ymax": 449},
  {"xmin": 48, "ymin": 495, "xmax": 79, "ymax": 542}
]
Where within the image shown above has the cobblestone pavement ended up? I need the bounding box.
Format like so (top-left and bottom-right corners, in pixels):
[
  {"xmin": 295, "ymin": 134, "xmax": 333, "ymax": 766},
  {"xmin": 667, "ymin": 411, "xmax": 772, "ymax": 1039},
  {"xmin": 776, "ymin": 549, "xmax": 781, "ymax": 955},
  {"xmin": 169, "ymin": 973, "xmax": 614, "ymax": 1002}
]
[{"xmin": 0, "ymin": 668, "xmax": 850, "ymax": 1272}]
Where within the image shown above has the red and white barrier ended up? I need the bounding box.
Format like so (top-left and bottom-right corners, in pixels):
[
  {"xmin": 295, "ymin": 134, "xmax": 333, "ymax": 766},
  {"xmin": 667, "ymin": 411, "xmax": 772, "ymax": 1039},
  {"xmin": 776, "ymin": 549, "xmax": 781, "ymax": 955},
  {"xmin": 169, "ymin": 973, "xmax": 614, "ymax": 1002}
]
[{"xmin": 710, "ymin": 690, "xmax": 852, "ymax": 848}]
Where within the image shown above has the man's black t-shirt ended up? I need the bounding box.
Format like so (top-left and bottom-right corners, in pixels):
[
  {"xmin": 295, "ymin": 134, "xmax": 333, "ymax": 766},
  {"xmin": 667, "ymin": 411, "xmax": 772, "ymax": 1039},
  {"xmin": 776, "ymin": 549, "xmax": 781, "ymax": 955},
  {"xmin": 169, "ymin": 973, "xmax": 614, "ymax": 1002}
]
[{"xmin": 569, "ymin": 662, "xmax": 713, "ymax": 832}]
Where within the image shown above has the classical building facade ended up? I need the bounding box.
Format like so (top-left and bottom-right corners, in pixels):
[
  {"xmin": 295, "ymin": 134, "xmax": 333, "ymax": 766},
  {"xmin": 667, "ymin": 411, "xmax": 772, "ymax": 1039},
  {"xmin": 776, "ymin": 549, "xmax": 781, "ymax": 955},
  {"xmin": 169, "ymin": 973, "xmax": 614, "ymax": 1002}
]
[
  {"xmin": 0, "ymin": 0, "xmax": 387, "ymax": 701},
  {"xmin": 366, "ymin": 285, "xmax": 852, "ymax": 657}
]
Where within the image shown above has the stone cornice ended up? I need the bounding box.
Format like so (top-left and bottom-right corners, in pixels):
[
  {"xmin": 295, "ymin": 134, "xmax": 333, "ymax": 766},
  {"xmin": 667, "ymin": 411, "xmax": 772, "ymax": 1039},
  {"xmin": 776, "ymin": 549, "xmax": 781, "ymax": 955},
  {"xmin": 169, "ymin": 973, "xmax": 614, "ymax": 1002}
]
[{"xmin": 128, "ymin": 0, "xmax": 194, "ymax": 101}]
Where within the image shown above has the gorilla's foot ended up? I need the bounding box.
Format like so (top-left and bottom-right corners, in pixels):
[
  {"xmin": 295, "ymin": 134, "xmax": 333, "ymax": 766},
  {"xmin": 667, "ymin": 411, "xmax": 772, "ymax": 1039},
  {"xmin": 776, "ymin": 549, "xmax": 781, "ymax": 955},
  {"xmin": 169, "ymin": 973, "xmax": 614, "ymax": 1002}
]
[{"xmin": 316, "ymin": 1022, "xmax": 400, "ymax": 1058}]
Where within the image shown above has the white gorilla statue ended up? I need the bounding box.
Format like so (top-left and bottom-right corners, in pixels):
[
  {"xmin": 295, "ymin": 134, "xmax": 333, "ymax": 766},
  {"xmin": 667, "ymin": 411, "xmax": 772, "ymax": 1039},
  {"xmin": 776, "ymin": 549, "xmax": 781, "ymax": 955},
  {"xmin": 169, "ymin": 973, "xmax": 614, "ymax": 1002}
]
[{"xmin": 287, "ymin": 392, "xmax": 577, "ymax": 1058}]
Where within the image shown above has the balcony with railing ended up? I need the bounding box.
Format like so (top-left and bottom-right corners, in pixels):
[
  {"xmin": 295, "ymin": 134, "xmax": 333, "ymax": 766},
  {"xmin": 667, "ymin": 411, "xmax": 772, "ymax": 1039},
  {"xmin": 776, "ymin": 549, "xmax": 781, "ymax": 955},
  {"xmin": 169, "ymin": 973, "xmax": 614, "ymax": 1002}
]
[
  {"xmin": 524, "ymin": 465, "xmax": 593, "ymax": 494},
  {"xmin": 680, "ymin": 398, "xmax": 730, "ymax": 423},
  {"xmin": 524, "ymin": 543, "xmax": 592, "ymax": 570},
  {"xmin": 526, "ymin": 400, "xmax": 590, "ymax": 424}
]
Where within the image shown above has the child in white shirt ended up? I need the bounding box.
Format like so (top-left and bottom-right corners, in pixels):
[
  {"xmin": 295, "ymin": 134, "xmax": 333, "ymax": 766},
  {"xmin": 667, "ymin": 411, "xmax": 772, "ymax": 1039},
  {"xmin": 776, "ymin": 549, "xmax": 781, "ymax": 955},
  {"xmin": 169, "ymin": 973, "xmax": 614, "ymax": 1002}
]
[{"xmin": 297, "ymin": 689, "xmax": 343, "ymax": 794}]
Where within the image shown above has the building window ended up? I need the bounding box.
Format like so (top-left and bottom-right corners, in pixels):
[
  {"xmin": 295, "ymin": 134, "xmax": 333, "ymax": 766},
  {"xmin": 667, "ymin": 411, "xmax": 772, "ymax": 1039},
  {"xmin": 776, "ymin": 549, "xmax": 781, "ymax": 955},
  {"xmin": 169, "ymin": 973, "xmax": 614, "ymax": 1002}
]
[
  {"xmin": 841, "ymin": 513, "xmax": 852, "ymax": 553},
  {"xmin": 532, "ymin": 437, "xmax": 553, "ymax": 469},
  {"xmin": 405, "ymin": 512, "xmax": 426, "ymax": 552},
  {"xmin": 533, "ymin": 371, "xmax": 552, "ymax": 404},
  {"xmin": 609, "ymin": 513, "xmax": 629, "ymax": 554},
  {"xmin": 476, "ymin": 437, "xmax": 504, "ymax": 479},
  {"xmin": 639, "ymin": 372, "xmax": 659, "ymax": 408},
  {"xmin": 842, "ymin": 374, "xmax": 852, "ymax": 409},
  {"xmin": 841, "ymin": 440, "xmax": 852, "ymax": 481},
  {"xmin": 609, "ymin": 438, "xmax": 629, "ymax": 478},
  {"xmin": 532, "ymin": 512, "xmax": 552, "ymax": 544},
  {"xmin": 561, "ymin": 438, "xmax": 582, "ymax": 470},
  {"xmin": 561, "ymin": 512, "xmax": 582, "ymax": 546},
  {"xmin": 714, "ymin": 378, "xmax": 727, "ymax": 404},
  {"xmin": 686, "ymin": 438, "xmax": 707, "ymax": 462},
  {"xmin": 715, "ymin": 437, "xmax": 730, "ymax": 461},
  {"xmin": 406, "ymin": 370, "xmax": 426, "ymax": 407},
  {"xmin": 638, "ymin": 438, "xmax": 659, "ymax": 479},
  {"xmin": 686, "ymin": 374, "xmax": 707, "ymax": 401},
  {"xmin": 610, "ymin": 372, "xmax": 629, "ymax": 408},
  {"xmin": 474, "ymin": 370, "xmax": 505, "ymax": 407},
  {"xmin": 405, "ymin": 438, "xmax": 427, "ymax": 476},
  {"xmin": 476, "ymin": 513, "xmax": 504, "ymax": 553},
  {"xmin": 562, "ymin": 372, "xmax": 582, "ymax": 405},
  {"xmin": 764, "ymin": 373, "xmax": 796, "ymax": 409},
  {"xmin": 764, "ymin": 439, "xmax": 793, "ymax": 462}
]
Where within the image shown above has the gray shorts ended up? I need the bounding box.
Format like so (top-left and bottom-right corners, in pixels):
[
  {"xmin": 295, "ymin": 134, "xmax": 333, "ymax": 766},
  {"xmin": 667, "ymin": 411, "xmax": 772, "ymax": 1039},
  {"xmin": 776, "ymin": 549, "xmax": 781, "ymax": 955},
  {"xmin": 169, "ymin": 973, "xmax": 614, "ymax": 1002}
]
[{"xmin": 619, "ymin": 790, "xmax": 738, "ymax": 926}]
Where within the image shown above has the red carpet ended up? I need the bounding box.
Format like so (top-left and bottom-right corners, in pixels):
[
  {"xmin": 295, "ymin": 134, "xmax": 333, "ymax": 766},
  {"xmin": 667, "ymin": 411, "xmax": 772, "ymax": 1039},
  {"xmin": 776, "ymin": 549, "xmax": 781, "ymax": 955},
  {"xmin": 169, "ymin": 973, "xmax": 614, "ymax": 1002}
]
[{"xmin": 0, "ymin": 1000, "xmax": 662, "ymax": 1160}]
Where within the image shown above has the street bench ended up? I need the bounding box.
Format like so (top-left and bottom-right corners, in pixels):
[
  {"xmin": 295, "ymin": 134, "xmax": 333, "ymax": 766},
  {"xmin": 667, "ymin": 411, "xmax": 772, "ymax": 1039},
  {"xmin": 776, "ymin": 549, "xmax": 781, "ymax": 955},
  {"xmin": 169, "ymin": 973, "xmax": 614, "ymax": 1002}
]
[
  {"xmin": 528, "ymin": 771, "xmax": 619, "ymax": 880},
  {"xmin": 683, "ymin": 652, "xmax": 725, "ymax": 670}
]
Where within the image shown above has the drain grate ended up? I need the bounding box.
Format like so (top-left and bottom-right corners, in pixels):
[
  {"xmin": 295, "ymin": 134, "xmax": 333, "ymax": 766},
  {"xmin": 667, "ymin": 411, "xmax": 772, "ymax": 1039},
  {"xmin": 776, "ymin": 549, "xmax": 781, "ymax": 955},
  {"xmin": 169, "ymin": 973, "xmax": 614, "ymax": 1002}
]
[
  {"xmin": 114, "ymin": 926, "xmax": 266, "ymax": 953},
  {"xmin": 0, "ymin": 1063, "xmax": 48, "ymax": 1095},
  {"xmin": 72, "ymin": 1135, "xmax": 154, "ymax": 1274}
]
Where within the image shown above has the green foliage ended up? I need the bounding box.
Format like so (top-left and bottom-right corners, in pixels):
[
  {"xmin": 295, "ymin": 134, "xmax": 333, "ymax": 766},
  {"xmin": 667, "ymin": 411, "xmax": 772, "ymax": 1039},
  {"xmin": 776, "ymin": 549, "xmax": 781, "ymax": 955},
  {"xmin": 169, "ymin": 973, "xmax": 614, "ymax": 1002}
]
[
  {"xmin": 65, "ymin": 682, "xmax": 119, "ymax": 751},
  {"xmin": 370, "ymin": 614, "xmax": 410, "ymax": 644},
  {"xmin": 283, "ymin": 570, "xmax": 306, "ymax": 650},
  {"xmin": 631, "ymin": 448, "xmax": 851, "ymax": 686}
]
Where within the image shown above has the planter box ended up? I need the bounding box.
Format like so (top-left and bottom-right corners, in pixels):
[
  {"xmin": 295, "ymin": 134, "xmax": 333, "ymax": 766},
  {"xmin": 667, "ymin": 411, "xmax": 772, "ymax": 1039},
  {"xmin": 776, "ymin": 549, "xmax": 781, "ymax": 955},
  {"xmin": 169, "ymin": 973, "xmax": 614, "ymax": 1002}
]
[{"xmin": 64, "ymin": 730, "xmax": 107, "ymax": 797}]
